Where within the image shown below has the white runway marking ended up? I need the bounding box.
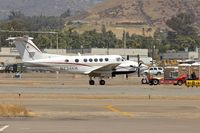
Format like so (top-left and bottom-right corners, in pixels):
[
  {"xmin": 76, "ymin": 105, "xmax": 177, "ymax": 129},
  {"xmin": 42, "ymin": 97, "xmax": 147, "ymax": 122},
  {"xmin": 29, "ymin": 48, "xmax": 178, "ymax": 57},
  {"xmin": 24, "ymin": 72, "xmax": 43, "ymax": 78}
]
[{"xmin": 0, "ymin": 125, "xmax": 9, "ymax": 132}]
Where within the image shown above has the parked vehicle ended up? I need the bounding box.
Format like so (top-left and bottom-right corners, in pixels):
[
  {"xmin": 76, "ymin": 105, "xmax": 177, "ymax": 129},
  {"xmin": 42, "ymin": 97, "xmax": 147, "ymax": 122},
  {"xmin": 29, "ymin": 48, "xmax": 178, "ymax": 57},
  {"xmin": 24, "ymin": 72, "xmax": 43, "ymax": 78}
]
[
  {"xmin": 4, "ymin": 64, "xmax": 16, "ymax": 73},
  {"xmin": 5, "ymin": 64, "xmax": 24, "ymax": 73},
  {"xmin": 0, "ymin": 65, "xmax": 5, "ymax": 73},
  {"xmin": 142, "ymin": 67, "xmax": 164, "ymax": 76}
]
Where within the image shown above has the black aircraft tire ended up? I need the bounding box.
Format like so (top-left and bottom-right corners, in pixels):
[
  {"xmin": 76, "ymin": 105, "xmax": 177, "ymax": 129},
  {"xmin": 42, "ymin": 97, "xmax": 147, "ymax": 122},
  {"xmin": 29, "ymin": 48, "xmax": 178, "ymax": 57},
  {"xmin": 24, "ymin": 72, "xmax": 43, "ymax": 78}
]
[
  {"xmin": 89, "ymin": 80, "xmax": 95, "ymax": 85},
  {"xmin": 99, "ymin": 80, "xmax": 105, "ymax": 85}
]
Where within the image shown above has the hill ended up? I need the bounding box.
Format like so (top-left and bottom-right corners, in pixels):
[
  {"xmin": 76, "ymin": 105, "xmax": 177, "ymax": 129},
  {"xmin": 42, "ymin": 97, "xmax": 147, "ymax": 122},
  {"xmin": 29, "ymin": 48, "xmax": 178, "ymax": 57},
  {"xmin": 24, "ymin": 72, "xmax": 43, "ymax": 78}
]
[
  {"xmin": 69, "ymin": 0, "xmax": 200, "ymax": 37},
  {"xmin": 0, "ymin": 0, "xmax": 103, "ymax": 19},
  {"xmin": 85, "ymin": 0, "xmax": 200, "ymax": 26}
]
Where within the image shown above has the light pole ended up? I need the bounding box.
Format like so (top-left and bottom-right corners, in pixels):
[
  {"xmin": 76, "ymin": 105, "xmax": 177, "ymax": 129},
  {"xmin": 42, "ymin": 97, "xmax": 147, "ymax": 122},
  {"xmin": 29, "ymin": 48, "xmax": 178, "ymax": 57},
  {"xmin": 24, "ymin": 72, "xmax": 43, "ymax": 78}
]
[
  {"xmin": 56, "ymin": 32, "xmax": 59, "ymax": 49},
  {"xmin": 81, "ymin": 45, "xmax": 83, "ymax": 54},
  {"xmin": 151, "ymin": 45, "xmax": 155, "ymax": 66},
  {"xmin": 123, "ymin": 30, "xmax": 127, "ymax": 49},
  {"xmin": 107, "ymin": 41, "xmax": 109, "ymax": 55}
]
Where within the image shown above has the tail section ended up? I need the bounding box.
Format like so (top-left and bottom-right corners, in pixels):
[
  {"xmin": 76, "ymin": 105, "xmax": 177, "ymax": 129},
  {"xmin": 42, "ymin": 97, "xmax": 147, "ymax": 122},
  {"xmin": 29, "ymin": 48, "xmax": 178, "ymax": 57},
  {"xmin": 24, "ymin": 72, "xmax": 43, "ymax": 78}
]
[{"xmin": 7, "ymin": 36, "xmax": 43, "ymax": 62}]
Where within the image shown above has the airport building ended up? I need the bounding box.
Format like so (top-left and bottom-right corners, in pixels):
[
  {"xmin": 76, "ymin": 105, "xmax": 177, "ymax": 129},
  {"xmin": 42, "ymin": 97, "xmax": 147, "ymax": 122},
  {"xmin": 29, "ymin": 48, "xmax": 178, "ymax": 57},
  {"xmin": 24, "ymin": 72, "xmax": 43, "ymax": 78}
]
[
  {"xmin": 160, "ymin": 48, "xmax": 200, "ymax": 60},
  {"xmin": 0, "ymin": 47, "xmax": 21, "ymax": 64}
]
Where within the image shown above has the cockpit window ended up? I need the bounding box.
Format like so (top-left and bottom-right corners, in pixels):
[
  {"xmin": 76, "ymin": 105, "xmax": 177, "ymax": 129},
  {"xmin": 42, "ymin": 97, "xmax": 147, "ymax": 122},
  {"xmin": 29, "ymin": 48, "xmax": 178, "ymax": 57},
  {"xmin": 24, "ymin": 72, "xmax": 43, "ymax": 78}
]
[
  {"xmin": 116, "ymin": 58, "xmax": 121, "ymax": 62},
  {"xmin": 122, "ymin": 57, "xmax": 126, "ymax": 61}
]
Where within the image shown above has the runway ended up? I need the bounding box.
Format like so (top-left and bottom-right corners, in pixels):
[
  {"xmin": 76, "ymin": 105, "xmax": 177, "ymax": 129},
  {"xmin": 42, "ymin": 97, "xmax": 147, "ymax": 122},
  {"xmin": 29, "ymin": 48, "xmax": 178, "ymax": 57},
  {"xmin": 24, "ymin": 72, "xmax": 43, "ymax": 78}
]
[
  {"xmin": 2, "ymin": 118, "xmax": 200, "ymax": 133},
  {"xmin": 1, "ymin": 97, "xmax": 200, "ymax": 133},
  {"xmin": 1, "ymin": 73, "xmax": 200, "ymax": 133}
]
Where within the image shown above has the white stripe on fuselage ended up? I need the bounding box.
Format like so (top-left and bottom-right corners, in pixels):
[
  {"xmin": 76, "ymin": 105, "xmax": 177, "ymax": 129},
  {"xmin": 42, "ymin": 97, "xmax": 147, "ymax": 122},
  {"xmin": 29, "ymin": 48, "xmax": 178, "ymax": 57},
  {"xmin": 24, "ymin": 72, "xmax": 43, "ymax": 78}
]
[{"xmin": 25, "ymin": 55, "xmax": 126, "ymax": 74}]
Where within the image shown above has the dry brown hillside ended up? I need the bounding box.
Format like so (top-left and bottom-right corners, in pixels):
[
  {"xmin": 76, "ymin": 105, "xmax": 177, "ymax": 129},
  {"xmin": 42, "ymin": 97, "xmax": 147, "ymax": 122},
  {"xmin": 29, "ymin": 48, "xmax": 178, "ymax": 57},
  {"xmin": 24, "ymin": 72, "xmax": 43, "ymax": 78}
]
[
  {"xmin": 82, "ymin": 0, "xmax": 200, "ymax": 27},
  {"xmin": 66, "ymin": 0, "xmax": 200, "ymax": 38}
]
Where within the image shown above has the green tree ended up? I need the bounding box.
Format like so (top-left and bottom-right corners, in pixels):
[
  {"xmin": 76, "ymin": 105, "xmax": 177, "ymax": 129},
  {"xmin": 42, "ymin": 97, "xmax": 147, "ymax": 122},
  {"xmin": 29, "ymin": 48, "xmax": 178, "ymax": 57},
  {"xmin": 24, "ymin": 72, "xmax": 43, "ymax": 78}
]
[
  {"xmin": 8, "ymin": 10, "xmax": 25, "ymax": 20},
  {"xmin": 166, "ymin": 12, "xmax": 197, "ymax": 36},
  {"xmin": 60, "ymin": 9, "xmax": 71, "ymax": 18},
  {"xmin": 33, "ymin": 34, "xmax": 52, "ymax": 49}
]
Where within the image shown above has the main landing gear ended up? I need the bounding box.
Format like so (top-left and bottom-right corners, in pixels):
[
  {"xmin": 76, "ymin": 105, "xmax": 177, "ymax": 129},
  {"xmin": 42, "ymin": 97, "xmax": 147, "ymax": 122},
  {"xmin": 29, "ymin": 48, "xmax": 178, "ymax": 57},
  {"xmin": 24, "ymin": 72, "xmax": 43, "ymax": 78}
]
[
  {"xmin": 89, "ymin": 78, "xmax": 106, "ymax": 85},
  {"xmin": 99, "ymin": 80, "xmax": 105, "ymax": 85},
  {"xmin": 89, "ymin": 80, "xmax": 95, "ymax": 85}
]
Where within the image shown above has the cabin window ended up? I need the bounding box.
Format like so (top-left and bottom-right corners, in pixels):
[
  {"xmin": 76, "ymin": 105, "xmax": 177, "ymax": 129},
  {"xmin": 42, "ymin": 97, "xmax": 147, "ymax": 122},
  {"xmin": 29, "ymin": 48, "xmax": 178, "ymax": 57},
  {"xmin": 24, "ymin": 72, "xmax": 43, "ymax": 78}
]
[
  {"xmin": 84, "ymin": 59, "xmax": 87, "ymax": 62},
  {"xmin": 99, "ymin": 58, "xmax": 103, "ymax": 62},
  {"xmin": 75, "ymin": 59, "xmax": 79, "ymax": 63},
  {"xmin": 105, "ymin": 58, "xmax": 109, "ymax": 61},
  {"xmin": 65, "ymin": 59, "xmax": 69, "ymax": 62},
  {"xmin": 89, "ymin": 58, "xmax": 93, "ymax": 62},
  {"xmin": 94, "ymin": 58, "xmax": 98, "ymax": 62}
]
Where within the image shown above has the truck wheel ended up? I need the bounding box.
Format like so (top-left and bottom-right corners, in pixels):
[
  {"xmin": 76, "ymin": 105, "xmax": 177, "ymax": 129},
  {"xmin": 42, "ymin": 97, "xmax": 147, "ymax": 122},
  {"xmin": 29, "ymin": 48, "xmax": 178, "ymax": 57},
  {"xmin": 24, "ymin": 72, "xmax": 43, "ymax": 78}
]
[
  {"xmin": 177, "ymin": 80, "xmax": 183, "ymax": 86},
  {"xmin": 141, "ymin": 78, "xmax": 147, "ymax": 84},
  {"xmin": 157, "ymin": 72, "xmax": 161, "ymax": 76},
  {"xmin": 153, "ymin": 79, "xmax": 159, "ymax": 85},
  {"xmin": 144, "ymin": 72, "xmax": 148, "ymax": 76}
]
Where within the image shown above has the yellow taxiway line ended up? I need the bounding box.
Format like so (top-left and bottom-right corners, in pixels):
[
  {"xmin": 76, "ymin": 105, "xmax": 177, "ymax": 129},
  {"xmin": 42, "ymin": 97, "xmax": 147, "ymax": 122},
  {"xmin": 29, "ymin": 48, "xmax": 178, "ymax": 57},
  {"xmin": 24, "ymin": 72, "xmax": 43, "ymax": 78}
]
[{"xmin": 105, "ymin": 105, "xmax": 133, "ymax": 118}]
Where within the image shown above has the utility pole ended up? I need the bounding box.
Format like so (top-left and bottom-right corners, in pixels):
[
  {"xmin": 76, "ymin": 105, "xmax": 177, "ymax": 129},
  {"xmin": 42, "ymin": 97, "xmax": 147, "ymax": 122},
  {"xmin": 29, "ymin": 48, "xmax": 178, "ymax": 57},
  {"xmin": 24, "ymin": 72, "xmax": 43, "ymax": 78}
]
[
  {"xmin": 123, "ymin": 30, "xmax": 127, "ymax": 56},
  {"xmin": 107, "ymin": 42, "xmax": 109, "ymax": 55},
  {"xmin": 56, "ymin": 32, "xmax": 59, "ymax": 50},
  {"xmin": 123, "ymin": 30, "xmax": 127, "ymax": 49},
  {"xmin": 0, "ymin": 36, "xmax": 1, "ymax": 51}
]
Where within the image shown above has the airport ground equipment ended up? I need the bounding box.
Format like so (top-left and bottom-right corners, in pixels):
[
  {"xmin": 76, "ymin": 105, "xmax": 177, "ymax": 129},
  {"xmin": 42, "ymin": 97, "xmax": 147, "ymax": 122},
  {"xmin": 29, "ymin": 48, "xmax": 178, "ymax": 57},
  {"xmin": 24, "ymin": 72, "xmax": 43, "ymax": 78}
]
[
  {"xmin": 185, "ymin": 80, "xmax": 200, "ymax": 87},
  {"xmin": 184, "ymin": 70, "xmax": 200, "ymax": 87},
  {"xmin": 141, "ymin": 72, "xmax": 186, "ymax": 86}
]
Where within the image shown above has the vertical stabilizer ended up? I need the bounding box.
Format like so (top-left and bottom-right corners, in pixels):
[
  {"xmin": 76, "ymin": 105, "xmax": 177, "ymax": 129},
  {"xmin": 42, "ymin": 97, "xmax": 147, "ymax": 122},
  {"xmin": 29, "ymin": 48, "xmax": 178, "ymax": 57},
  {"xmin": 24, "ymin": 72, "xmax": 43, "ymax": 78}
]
[{"xmin": 7, "ymin": 36, "xmax": 43, "ymax": 62}]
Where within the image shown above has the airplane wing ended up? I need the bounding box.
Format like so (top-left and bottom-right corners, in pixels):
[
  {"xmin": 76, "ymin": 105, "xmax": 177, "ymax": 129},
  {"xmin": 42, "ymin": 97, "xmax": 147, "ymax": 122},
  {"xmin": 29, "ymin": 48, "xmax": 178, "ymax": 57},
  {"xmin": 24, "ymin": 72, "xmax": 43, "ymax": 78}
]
[{"xmin": 84, "ymin": 63, "xmax": 120, "ymax": 75}]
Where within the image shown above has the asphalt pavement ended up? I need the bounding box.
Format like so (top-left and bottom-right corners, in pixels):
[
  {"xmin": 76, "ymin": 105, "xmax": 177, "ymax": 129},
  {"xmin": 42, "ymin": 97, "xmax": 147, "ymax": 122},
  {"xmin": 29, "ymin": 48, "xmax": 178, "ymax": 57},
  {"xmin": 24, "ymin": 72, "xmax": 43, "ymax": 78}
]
[{"xmin": 1, "ymin": 74, "xmax": 200, "ymax": 133}]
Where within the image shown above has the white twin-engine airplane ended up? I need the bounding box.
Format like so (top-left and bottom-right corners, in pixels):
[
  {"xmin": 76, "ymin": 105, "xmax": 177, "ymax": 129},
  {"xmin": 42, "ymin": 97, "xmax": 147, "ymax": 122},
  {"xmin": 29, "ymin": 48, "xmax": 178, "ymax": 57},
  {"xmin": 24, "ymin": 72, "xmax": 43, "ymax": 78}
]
[{"xmin": 7, "ymin": 36, "xmax": 146, "ymax": 85}]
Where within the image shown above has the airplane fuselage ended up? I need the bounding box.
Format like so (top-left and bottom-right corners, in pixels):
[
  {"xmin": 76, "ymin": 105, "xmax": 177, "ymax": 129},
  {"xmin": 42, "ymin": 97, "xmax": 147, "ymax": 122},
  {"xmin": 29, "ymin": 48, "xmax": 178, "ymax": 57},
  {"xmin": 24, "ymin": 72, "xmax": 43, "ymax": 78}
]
[{"xmin": 25, "ymin": 55, "xmax": 137, "ymax": 76}]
